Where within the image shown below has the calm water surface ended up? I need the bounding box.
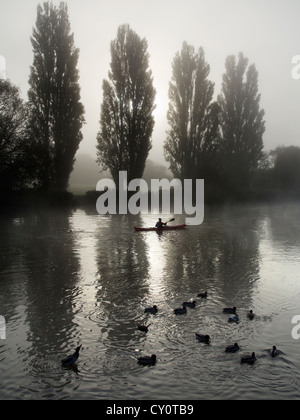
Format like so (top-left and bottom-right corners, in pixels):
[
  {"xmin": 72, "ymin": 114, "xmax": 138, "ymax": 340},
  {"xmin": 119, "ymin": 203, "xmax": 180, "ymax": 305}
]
[{"xmin": 1, "ymin": 203, "xmax": 300, "ymax": 400}]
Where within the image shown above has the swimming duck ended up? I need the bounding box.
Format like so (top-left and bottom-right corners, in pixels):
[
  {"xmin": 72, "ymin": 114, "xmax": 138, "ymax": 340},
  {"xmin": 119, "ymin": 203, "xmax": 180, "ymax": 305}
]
[
  {"xmin": 137, "ymin": 354, "xmax": 157, "ymax": 365},
  {"xmin": 223, "ymin": 307, "xmax": 237, "ymax": 314},
  {"xmin": 137, "ymin": 324, "xmax": 151, "ymax": 333},
  {"xmin": 195, "ymin": 333, "xmax": 210, "ymax": 344},
  {"xmin": 61, "ymin": 345, "xmax": 82, "ymax": 368},
  {"xmin": 174, "ymin": 306, "xmax": 187, "ymax": 315},
  {"xmin": 271, "ymin": 346, "xmax": 278, "ymax": 357},
  {"xmin": 197, "ymin": 291, "xmax": 208, "ymax": 298},
  {"xmin": 228, "ymin": 314, "xmax": 239, "ymax": 323},
  {"xmin": 182, "ymin": 300, "xmax": 196, "ymax": 308},
  {"xmin": 247, "ymin": 310, "xmax": 255, "ymax": 320},
  {"xmin": 241, "ymin": 352, "xmax": 257, "ymax": 365},
  {"xmin": 225, "ymin": 343, "xmax": 240, "ymax": 353},
  {"xmin": 144, "ymin": 305, "xmax": 158, "ymax": 314}
]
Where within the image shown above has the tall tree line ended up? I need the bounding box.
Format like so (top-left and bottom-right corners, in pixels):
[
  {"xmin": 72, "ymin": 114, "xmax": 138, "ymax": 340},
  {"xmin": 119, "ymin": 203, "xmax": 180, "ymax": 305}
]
[
  {"xmin": 97, "ymin": 35, "xmax": 265, "ymax": 195},
  {"xmin": 164, "ymin": 45, "xmax": 265, "ymax": 193},
  {"xmin": 1, "ymin": 7, "xmax": 268, "ymax": 197}
]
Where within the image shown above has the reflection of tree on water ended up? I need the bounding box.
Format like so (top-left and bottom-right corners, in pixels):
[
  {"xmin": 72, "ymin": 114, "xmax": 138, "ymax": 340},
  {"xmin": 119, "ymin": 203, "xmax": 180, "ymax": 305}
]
[
  {"xmin": 214, "ymin": 210, "xmax": 261, "ymax": 304},
  {"xmin": 17, "ymin": 212, "xmax": 81, "ymax": 355},
  {"xmin": 95, "ymin": 215, "xmax": 150, "ymax": 345},
  {"xmin": 266, "ymin": 203, "xmax": 300, "ymax": 247},
  {"xmin": 163, "ymin": 206, "xmax": 261, "ymax": 306}
]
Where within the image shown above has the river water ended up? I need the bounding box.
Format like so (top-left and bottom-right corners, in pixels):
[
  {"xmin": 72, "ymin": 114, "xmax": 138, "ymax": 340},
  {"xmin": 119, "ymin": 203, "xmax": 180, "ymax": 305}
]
[{"xmin": 1, "ymin": 202, "xmax": 300, "ymax": 400}]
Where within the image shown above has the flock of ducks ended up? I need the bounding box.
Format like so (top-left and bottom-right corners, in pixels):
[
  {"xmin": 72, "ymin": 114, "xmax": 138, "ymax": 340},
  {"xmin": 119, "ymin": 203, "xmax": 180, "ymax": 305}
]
[
  {"xmin": 61, "ymin": 291, "xmax": 279, "ymax": 368},
  {"xmin": 137, "ymin": 292, "xmax": 279, "ymax": 366}
]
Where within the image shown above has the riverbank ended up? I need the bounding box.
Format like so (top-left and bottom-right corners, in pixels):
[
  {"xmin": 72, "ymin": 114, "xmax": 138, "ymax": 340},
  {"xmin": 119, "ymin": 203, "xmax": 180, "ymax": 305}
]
[{"xmin": 1, "ymin": 187, "xmax": 299, "ymax": 217}]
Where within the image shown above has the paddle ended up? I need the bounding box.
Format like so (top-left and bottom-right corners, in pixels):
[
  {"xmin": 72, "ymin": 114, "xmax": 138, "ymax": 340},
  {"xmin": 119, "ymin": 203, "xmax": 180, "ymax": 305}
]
[{"xmin": 165, "ymin": 218, "xmax": 175, "ymax": 225}]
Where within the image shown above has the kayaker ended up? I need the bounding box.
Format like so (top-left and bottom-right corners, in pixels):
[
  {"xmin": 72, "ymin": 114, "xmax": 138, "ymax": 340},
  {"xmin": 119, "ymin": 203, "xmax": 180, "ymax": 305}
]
[{"xmin": 156, "ymin": 218, "xmax": 167, "ymax": 228}]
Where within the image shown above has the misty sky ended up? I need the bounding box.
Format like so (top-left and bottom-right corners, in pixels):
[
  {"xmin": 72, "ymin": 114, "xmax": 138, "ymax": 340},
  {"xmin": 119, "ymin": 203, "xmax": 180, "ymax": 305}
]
[{"xmin": 1, "ymin": 0, "xmax": 300, "ymax": 165}]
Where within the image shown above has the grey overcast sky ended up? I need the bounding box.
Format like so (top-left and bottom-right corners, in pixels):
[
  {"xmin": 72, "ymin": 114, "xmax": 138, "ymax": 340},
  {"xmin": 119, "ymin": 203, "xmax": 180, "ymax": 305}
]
[{"xmin": 1, "ymin": 0, "xmax": 300, "ymax": 164}]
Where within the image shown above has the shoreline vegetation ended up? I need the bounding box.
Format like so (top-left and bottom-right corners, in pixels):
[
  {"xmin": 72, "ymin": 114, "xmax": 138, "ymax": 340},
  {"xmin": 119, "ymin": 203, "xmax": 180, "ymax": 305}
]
[
  {"xmin": 2, "ymin": 5, "xmax": 300, "ymax": 213},
  {"xmin": 1, "ymin": 186, "xmax": 299, "ymax": 217},
  {"xmin": 2, "ymin": 6, "xmax": 299, "ymax": 207}
]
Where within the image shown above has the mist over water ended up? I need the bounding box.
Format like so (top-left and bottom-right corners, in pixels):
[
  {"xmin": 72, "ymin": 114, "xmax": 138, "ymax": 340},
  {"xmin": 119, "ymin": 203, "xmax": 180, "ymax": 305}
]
[{"xmin": 1, "ymin": 203, "xmax": 300, "ymax": 400}]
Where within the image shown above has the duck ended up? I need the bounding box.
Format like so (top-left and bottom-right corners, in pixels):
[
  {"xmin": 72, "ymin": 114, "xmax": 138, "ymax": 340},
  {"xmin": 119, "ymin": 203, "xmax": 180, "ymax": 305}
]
[
  {"xmin": 61, "ymin": 345, "xmax": 82, "ymax": 368},
  {"xmin": 271, "ymin": 345, "xmax": 278, "ymax": 357},
  {"xmin": 182, "ymin": 300, "xmax": 196, "ymax": 308},
  {"xmin": 137, "ymin": 354, "xmax": 157, "ymax": 365},
  {"xmin": 144, "ymin": 305, "xmax": 158, "ymax": 314},
  {"xmin": 195, "ymin": 333, "xmax": 210, "ymax": 344},
  {"xmin": 223, "ymin": 307, "xmax": 237, "ymax": 314},
  {"xmin": 225, "ymin": 343, "xmax": 240, "ymax": 353},
  {"xmin": 197, "ymin": 291, "xmax": 207, "ymax": 298},
  {"xmin": 228, "ymin": 314, "xmax": 239, "ymax": 323},
  {"xmin": 247, "ymin": 310, "xmax": 255, "ymax": 320},
  {"xmin": 241, "ymin": 352, "xmax": 257, "ymax": 365},
  {"xmin": 137, "ymin": 324, "xmax": 152, "ymax": 333},
  {"xmin": 174, "ymin": 306, "xmax": 187, "ymax": 315}
]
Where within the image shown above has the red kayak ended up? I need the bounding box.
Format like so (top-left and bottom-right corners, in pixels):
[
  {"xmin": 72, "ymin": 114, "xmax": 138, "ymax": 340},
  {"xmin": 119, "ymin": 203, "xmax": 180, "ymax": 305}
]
[{"xmin": 134, "ymin": 224, "xmax": 187, "ymax": 232}]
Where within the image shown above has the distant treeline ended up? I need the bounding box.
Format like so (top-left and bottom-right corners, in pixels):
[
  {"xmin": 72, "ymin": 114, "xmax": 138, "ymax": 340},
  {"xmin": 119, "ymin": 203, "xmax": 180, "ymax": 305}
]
[{"xmin": 1, "ymin": 1, "xmax": 299, "ymax": 211}]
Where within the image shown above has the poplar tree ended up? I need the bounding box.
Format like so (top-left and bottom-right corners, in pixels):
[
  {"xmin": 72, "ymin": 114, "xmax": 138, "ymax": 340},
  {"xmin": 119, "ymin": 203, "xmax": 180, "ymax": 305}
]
[
  {"xmin": 28, "ymin": 2, "xmax": 85, "ymax": 191},
  {"xmin": 97, "ymin": 24, "xmax": 156, "ymax": 184},
  {"xmin": 164, "ymin": 42, "xmax": 216, "ymax": 180},
  {"xmin": 218, "ymin": 52, "xmax": 265, "ymax": 190}
]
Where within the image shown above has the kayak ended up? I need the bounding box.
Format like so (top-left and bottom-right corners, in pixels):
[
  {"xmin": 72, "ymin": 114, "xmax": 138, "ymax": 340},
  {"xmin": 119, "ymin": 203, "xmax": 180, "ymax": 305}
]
[{"xmin": 134, "ymin": 224, "xmax": 187, "ymax": 232}]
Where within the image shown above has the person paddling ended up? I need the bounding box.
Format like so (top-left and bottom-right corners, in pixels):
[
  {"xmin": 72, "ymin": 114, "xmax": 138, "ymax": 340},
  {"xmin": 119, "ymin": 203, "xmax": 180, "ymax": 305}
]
[{"xmin": 155, "ymin": 218, "xmax": 167, "ymax": 228}]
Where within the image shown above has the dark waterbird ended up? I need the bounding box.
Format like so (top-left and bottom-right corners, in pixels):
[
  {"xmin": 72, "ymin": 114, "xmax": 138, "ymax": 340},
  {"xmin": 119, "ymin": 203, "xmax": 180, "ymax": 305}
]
[
  {"xmin": 228, "ymin": 314, "xmax": 239, "ymax": 323},
  {"xmin": 174, "ymin": 306, "xmax": 187, "ymax": 315},
  {"xmin": 61, "ymin": 345, "xmax": 82, "ymax": 368},
  {"xmin": 137, "ymin": 324, "xmax": 152, "ymax": 333},
  {"xmin": 225, "ymin": 343, "xmax": 240, "ymax": 353},
  {"xmin": 195, "ymin": 333, "xmax": 210, "ymax": 344},
  {"xmin": 223, "ymin": 307, "xmax": 237, "ymax": 314},
  {"xmin": 241, "ymin": 352, "xmax": 257, "ymax": 365},
  {"xmin": 182, "ymin": 300, "xmax": 196, "ymax": 308},
  {"xmin": 197, "ymin": 291, "xmax": 207, "ymax": 298},
  {"xmin": 271, "ymin": 346, "xmax": 278, "ymax": 357},
  {"xmin": 144, "ymin": 305, "xmax": 158, "ymax": 314},
  {"xmin": 247, "ymin": 310, "xmax": 255, "ymax": 320},
  {"xmin": 137, "ymin": 354, "xmax": 157, "ymax": 365}
]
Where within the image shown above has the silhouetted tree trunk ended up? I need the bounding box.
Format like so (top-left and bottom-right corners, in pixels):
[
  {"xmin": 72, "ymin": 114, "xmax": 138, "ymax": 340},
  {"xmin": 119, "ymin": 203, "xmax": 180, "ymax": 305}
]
[
  {"xmin": 164, "ymin": 42, "xmax": 215, "ymax": 180},
  {"xmin": 28, "ymin": 2, "xmax": 85, "ymax": 192},
  {"xmin": 218, "ymin": 52, "xmax": 265, "ymax": 191},
  {"xmin": 97, "ymin": 24, "xmax": 156, "ymax": 184}
]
